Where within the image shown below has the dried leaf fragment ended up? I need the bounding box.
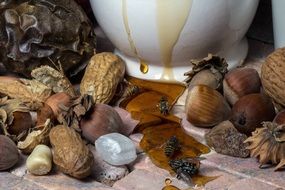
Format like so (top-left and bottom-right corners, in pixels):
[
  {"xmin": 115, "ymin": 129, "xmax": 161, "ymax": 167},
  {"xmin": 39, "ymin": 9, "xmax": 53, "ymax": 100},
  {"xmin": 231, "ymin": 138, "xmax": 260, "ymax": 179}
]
[
  {"xmin": 0, "ymin": 77, "xmax": 52, "ymax": 110},
  {"xmin": 184, "ymin": 54, "xmax": 228, "ymax": 90},
  {"xmin": 49, "ymin": 125, "xmax": 94, "ymax": 179},
  {"xmin": 31, "ymin": 65, "xmax": 76, "ymax": 97},
  {"xmin": 57, "ymin": 95, "xmax": 93, "ymax": 131},
  {"xmin": 244, "ymin": 121, "xmax": 285, "ymax": 170}
]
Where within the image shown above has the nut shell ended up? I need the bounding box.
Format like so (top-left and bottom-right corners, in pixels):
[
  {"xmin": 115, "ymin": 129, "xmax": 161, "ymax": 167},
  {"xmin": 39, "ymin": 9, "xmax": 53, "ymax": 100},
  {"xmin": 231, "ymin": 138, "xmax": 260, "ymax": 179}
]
[
  {"xmin": 80, "ymin": 53, "xmax": 125, "ymax": 104},
  {"xmin": 261, "ymin": 47, "xmax": 285, "ymax": 108},
  {"xmin": 185, "ymin": 85, "xmax": 231, "ymax": 127},
  {"xmin": 0, "ymin": 135, "xmax": 19, "ymax": 171},
  {"xmin": 80, "ymin": 104, "xmax": 124, "ymax": 142},
  {"xmin": 230, "ymin": 93, "xmax": 275, "ymax": 135},
  {"xmin": 49, "ymin": 125, "xmax": 94, "ymax": 179},
  {"xmin": 223, "ymin": 67, "xmax": 261, "ymax": 105}
]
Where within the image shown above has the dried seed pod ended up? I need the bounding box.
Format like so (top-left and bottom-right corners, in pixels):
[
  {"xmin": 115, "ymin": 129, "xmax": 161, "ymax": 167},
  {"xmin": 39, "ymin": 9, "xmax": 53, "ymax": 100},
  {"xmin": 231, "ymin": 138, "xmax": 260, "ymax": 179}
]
[
  {"xmin": 231, "ymin": 93, "xmax": 275, "ymax": 136},
  {"xmin": 185, "ymin": 85, "xmax": 231, "ymax": 127},
  {"xmin": 26, "ymin": 144, "xmax": 52, "ymax": 175},
  {"xmin": 261, "ymin": 47, "xmax": 285, "ymax": 108},
  {"xmin": 31, "ymin": 66, "xmax": 76, "ymax": 97},
  {"xmin": 244, "ymin": 122, "xmax": 285, "ymax": 170},
  {"xmin": 18, "ymin": 119, "xmax": 52, "ymax": 154},
  {"xmin": 0, "ymin": 77, "xmax": 52, "ymax": 110},
  {"xmin": 0, "ymin": 135, "xmax": 19, "ymax": 170},
  {"xmin": 223, "ymin": 67, "xmax": 261, "ymax": 105},
  {"xmin": 187, "ymin": 69, "xmax": 223, "ymax": 90},
  {"xmin": 80, "ymin": 104, "xmax": 124, "ymax": 142},
  {"xmin": 80, "ymin": 52, "xmax": 125, "ymax": 104},
  {"xmin": 49, "ymin": 125, "xmax": 94, "ymax": 179},
  {"xmin": 184, "ymin": 54, "xmax": 228, "ymax": 90},
  {"xmin": 0, "ymin": 0, "xmax": 96, "ymax": 77}
]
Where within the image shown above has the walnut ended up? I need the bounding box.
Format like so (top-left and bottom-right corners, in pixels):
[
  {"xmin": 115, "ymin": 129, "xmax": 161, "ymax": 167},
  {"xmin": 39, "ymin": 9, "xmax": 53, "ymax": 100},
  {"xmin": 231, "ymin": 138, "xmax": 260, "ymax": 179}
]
[
  {"xmin": 80, "ymin": 52, "xmax": 125, "ymax": 104},
  {"xmin": 49, "ymin": 125, "xmax": 94, "ymax": 179},
  {"xmin": 261, "ymin": 47, "xmax": 285, "ymax": 109},
  {"xmin": 244, "ymin": 122, "xmax": 285, "ymax": 171}
]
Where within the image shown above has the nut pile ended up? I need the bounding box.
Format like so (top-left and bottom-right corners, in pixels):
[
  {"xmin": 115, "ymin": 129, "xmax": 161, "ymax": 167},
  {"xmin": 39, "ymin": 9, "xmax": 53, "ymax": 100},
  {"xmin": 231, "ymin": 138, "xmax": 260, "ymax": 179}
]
[
  {"xmin": 184, "ymin": 50, "xmax": 285, "ymax": 170},
  {"xmin": 0, "ymin": 52, "xmax": 131, "ymax": 180}
]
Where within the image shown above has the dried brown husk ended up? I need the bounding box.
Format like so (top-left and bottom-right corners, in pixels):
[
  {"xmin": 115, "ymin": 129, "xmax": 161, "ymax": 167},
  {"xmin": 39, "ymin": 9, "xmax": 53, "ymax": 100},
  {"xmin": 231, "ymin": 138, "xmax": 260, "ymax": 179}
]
[
  {"xmin": 49, "ymin": 125, "xmax": 94, "ymax": 179},
  {"xmin": 184, "ymin": 54, "xmax": 228, "ymax": 90},
  {"xmin": 0, "ymin": 97, "xmax": 31, "ymax": 141},
  {"xmin": 0, "ymin": 0, "xmax": 96, "ymax": 77},
  {"xmin": 0, "ymin": 77, "xmax": 52, "ymax": 110},
  {"xmin": 244, "ymin": 121, "xmax": 285, "ymax": 170},
  {"xmin": 17, "ymin": 119, "xmax": 52, "ymax": 154},
  {"xmin": 57, "ymin": 95, "xmax": 93, "ymax": 131},
  {"xmin": 31, "ymin": 65, "xmax": 76, "ymax": 97}
]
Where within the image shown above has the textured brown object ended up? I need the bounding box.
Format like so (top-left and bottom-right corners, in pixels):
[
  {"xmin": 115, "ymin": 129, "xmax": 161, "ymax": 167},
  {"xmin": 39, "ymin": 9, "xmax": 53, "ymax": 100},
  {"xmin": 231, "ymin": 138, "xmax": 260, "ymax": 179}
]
[
  {"xmin": 184, "ymin": 54, "xmax": 228, "ymax": 90},
  {"xmin": 273, "ymin": 110, "xmax": 285, "ymax": 124},
  {"xmin": 45, "ymin": 92, "xmax": 72, "ymax": 117},
  {"xmin": 17, "ymin": 119, "xmax": 52, "ymax": 154},
  {"xmin": 223, "ymin": 67, "xmax": 261, "ymax": 105},
  {"xmin": 0, "ymin": 0, "xmax": 96, "ymax": 77},
  {"xmin": 244, "ymin": 121, "xmax": 285, "ymax": 171},
  {"xmin": 49, "ymin": 125, "xmax": 94, "ymax": 179},
  {"xmin": 185, "ymin": 85, "xmax": 231, "ymax": 127},
  {"xmin": 80, "ymin": 103, "xmax": 123, "ymax": 142},
  {"xmin": 80, "ymin": 52, "xmax": 125, "ymax": 104},
  {"xmin": 31, "ymin": 66, "xmax": 76, "ymax": 97},
  {"xmin": 205, "ymin": 120, "xmax": 249, "ymax": 158},
  {"xmin": 261, "ymin": 47, "xmax": 285, "ymax": 108},
  {"xmin": 0, "ymin": 77, "xmax": 52, "ymax": 110},
  {"xmin": 230, "ymin": 93, "xmax": 275, "ymax": 136},
  {"xmin": 0, "ymin": 135, "xmax": 19, "ymax": 170}
]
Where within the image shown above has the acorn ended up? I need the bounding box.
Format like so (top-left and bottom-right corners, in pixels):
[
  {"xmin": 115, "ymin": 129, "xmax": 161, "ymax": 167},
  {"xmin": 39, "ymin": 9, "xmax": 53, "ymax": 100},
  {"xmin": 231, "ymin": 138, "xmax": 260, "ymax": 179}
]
[
  {"xmin": 230, "ymin": 93, "xmax": 275, "ymax": 135},
  {"xmin": 185, "ymin": 85, "xmax": 231, "ymax": 127},
  {"xmin": 223, "ymin": 68, "xmax": 261, "ymax": 105}
]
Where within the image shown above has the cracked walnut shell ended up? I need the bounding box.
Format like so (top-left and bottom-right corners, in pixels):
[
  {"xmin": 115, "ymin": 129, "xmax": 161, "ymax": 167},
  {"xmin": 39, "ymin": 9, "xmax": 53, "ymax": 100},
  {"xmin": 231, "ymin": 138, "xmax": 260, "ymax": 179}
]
[
  {"xmin": 80, "ymin": 52, "xmax": 125, "ymax": 104},
  {"xmin": 49, "ymin": 125, "xmax": 94, "ymax": 179}
]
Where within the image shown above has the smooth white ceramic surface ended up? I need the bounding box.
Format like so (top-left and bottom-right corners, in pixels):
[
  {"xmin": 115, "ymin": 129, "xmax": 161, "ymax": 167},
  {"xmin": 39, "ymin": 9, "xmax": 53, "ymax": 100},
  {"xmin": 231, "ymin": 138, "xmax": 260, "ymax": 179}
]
[
  {"xmin": 272, "ymin": 0, "xmax": 285, "ymax": 49},
  {"xmin": 91, "ymin": 0, "xmax": 259, "ymax": 83}
]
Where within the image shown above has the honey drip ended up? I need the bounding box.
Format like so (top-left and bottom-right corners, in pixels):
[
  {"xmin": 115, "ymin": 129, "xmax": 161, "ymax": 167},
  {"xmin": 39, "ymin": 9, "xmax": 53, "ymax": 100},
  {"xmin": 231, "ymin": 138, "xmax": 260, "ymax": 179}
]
[
  {"xmin": 122, "ymin": 0, "xmax": 149, "ymax": 74},
  {"xmin": 140, "ymin": 60, "xmax": 149, "ymax": 74},
  {"xmin": 162, "ymin": 178, "xmax": 180, "ymax": 190},
  {"xmin": 156, "ymin": 0, "xmax": 193, "ymax": 81}
]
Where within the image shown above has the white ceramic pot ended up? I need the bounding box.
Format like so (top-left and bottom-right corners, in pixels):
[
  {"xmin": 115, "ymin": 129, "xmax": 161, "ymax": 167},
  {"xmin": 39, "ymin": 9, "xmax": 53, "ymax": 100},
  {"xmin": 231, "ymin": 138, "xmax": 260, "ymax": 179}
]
[{"xmin": 90, "ymin": 0, "xmax": 259, "ymax": 83}]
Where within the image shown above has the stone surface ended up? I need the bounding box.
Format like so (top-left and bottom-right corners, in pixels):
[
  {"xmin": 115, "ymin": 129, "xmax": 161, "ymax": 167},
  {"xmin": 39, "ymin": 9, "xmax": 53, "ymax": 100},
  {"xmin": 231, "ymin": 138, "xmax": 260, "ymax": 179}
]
[
  {"xmin": 89, "ymin": 145, "xmax": 129, "ymax": 186},
  {"xmin": 24, "ymin": 171, "xmax": 112, "ymax": 190},
  {"xmin": 228, "ymin": 178, "xmax": 280, "ymax": 190},
  {"xmin": 129, "ymin": 133, "xmax": 144, "ymax": 154},
  {"xmin": 0, "ymin": 172, "xmax": 46, "ymax": 190},
  {"xmin": 95, "ymin": 133, "xmax": 137, "ymax": 166},
  {"xmin": 205, "ymin": 120, "xmax": 250, "ymax": 158},
  {"xmin": 113, "ymin": 169, "xmax": 189, "ymax": 190}
]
